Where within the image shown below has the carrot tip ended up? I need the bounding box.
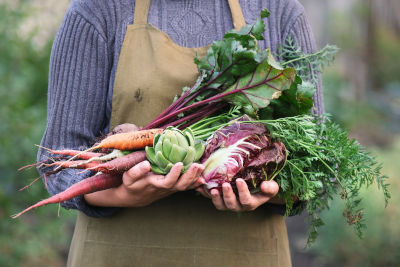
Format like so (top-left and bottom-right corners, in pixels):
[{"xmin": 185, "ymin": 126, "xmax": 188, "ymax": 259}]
[{"xmin": 18, "ymin": 176, "xmax": 42, "ymax": 192}]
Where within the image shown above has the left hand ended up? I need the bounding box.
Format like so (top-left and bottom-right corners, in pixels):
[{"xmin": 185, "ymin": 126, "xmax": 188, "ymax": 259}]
[{"xmin": 196, "ymin": 178, "xmax": 279, "ymax": 212}]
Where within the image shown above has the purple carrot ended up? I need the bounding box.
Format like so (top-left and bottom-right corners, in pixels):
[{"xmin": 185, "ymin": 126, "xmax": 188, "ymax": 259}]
[{"xmin": 12, "ymin": 173, "xmax": 122, "ymax": 218}]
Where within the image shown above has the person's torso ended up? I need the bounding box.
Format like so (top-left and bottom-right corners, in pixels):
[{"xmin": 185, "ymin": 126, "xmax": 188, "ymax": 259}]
[{"xmin": 70, "ymin": 0, "xmax": 304, "ymax": 131}]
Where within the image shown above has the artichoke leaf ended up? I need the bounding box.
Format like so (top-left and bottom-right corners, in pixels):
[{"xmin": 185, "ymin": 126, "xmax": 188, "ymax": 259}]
[
  {"xmin": 169, "ymin": 144, "xmax": 187, "ymax": 163},
  {"xmin": 183, "ymin": 128, "xmax": 195, "ymax": 147},
  {"xmin": 151, "ymin": 164, "xmax": 167, "ymax": 175},
  {"xmin": 153, "ymin": 133, "xmax": 161, "ymax": 147},
  {"xmin": 162, "ymin": 139, "xmax": 173, "ymax": 158},
  {"xmin": 155, "ymin": 151, "xmax": 171, "ymax": 169},
  {"xmin": 194, "ymin": 142, "xmax": 205, "ymax": 161},
  {"xmin": 154, "ymin": 139, "xmax": 163, "ymax": 154},
  {"xmin": 174, "ymin": 131, "xmax": 189, "ymax": 148},
  {"xmin": 182, "ymin": 146, "xmax": 196, "ymax": 166},
  {"xmin": 145, "ymin": 146, "xmax": 157, "ymax": 165}
]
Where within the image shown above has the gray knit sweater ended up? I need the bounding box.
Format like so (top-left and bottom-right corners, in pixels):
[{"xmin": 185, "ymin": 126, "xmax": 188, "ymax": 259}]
[{"xmin": 38, "ymin": 0, "xmax": 323, "ymax": 217}]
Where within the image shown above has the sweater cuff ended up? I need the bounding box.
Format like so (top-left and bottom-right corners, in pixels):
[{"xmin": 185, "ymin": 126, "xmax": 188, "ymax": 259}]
[
  {"xmin": 70, "ymin": 194, "xmax": 120, "ymax": 218},
  {"xmin": 59, "ymin": 169, "xmax": 120, "ymax": 218}
]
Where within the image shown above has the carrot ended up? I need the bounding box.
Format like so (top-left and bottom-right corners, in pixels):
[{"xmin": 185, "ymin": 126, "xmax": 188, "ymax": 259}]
[
  {"xmin": 18, "ymin": 156, "xmax": 63, "ymax": 171},
  {"xmin": 44, "ymin": 160, "xmax": 101, "ymax": 170},
  {"xmin": 37, "ymin": 145, "xmax": 106, "ymax": 160},
  {"xmin": 19, "ymin": 176, "xmax": 42, "ymax": 191},
  {"xmin": 83, "ymin": 151, "xmax": 147, "ymax": 174},
  {"xmin": 59, "ymin": 128, "xmax": 162, "ymax": 166},
  {"xmin": 94, "ymin": 128, "xmax": 163, "ymax": 151},
  {"xmin": 12, "ymin": 173, "xmax": 122, "ymax": 218}
]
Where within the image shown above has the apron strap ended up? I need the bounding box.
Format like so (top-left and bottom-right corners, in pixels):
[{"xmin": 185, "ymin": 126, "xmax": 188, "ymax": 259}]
[
  {"xmin": 133, "ymin": 0, "xmax": 246, "ymax": 30},
  {"xmin": 134, "ymin": 0, "xmax": 151, "ymax": 24},
  {"xmin": 228, "ymin": 0, "xmax": 246, "ymax": 30}
]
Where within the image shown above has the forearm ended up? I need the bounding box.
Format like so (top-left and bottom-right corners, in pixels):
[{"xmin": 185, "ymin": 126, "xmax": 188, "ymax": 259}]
[
  {"xmin": 37, "ymin": 5, "xmax": 118, "ymax": 217},
  {"xmin": 84, "ymin": 188, "xmax": 122, "ymax": 207}
]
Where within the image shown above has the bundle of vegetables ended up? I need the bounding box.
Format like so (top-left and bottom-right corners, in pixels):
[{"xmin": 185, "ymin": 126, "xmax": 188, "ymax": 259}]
[{"xmin": 14, "ymin": 9, "xmax": 390, "ymax": 245}]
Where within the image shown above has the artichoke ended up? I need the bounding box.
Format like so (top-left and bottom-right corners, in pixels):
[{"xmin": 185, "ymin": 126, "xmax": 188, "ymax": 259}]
[{"xmin": 145, "ymin": 127, "xmax": 205, "ymax": 174}]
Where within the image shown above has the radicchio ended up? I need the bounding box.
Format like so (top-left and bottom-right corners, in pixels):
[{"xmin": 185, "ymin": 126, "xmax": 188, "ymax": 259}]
[{"xmin": 201, "ymin": 116, "xmax": 286, "ymax": 193}]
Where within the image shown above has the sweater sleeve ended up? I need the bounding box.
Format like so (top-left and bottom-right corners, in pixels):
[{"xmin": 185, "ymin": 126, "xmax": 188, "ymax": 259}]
[
  {"xmin": 283, "ymin": 12, "xmax": 325, "ymax": 116},
  {"xmin": 37, "ymin": 7, "xmax": 119, "ymax": 217}
]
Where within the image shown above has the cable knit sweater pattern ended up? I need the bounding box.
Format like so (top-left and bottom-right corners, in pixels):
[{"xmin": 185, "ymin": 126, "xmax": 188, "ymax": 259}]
[{"xmin": 38, "ymin": 0, "xmax": 323, "ymax": 217}]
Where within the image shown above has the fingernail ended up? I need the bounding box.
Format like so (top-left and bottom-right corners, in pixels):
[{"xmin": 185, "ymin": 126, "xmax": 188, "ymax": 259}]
[
  {"xmin": 222, "ymin": 183, "xmax": 230, "ymax": 191},
  {"xmin": 141, "ymin": 161, "xmax": 150, "ymax": 168}
]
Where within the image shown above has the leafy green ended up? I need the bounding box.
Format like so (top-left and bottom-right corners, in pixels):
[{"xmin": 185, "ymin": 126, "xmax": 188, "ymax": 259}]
[
  {"xmin": 223, "ymin": 53, "xmax": 298, "ymax": 115},
  {"xmin": 193, "ymin": 8, "xmax": 272, "ymax": 90},
  {"xmin": 278, "ymin": 35, "xmax": 339, "ymax": 86},
  {"xmin": 149, "ymin": 9, "xmax": 299, "ymax": 129},
  {"xmin": 260, "ymin": 78, "xmax": 316, "ymax": 118},
  {"xmin": 259, "ymin": 115, "xmax": 390, "ymax": 245}
]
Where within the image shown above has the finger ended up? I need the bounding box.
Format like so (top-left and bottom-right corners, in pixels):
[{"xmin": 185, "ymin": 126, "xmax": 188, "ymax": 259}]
[
  {"xmin": 251, "ymin": 181, "xmax": 280, "ymax": 206},
  {"xmin": 195, "ymin": 186, "xmax": 211, "ymax": 199},
  {"xmin": 260, "ymin": 180, "xmax": 279, "ymax": 197},
  {"xmin": 151, "ymin": 162, "xmax": 183, "ymax": 189},
  {"xmin": 174, "ymin": 164, "xmax": 204, "ymax": 191},
  {"xmin": 112, "ymin": 123, "xmax": 139, "ymax": 134},
  {"xmin": 123, "ymin": 161, "xmax": 151, "ymax": 186},
  {"xmin": 188, "ymin": 177, "xmax": 206, "ymax": 190},
  {"xmin": 210, "ymin": 189, "xmax": 227, "ymax": 211},
  {"xmin": 222, "ymin": 183, "xmax": 241, "ymax": 212},
  {"xmin": 236, "ymin": 179, "xmax": 255, "ymax": 211}
]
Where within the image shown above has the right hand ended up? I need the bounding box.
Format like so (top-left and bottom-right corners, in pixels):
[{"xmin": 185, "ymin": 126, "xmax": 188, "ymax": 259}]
[
  {"xmin": 115, "ymin": 161, "xmax": 205, "ymax": 207},
  {"xmin": 85, "ymin": 161, "xmax": 205, "ymax": 208}
]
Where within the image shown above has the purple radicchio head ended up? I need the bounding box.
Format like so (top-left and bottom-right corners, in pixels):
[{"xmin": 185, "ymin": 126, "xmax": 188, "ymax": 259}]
[{"xmin": 201, "ymin": 115, "xmax": 286, "ymax": 194}]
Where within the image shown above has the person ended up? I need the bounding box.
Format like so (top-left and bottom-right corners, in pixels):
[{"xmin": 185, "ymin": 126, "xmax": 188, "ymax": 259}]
[{"xmin": 38, "ymin": 0, "xmax": 323, "ymax": 266}]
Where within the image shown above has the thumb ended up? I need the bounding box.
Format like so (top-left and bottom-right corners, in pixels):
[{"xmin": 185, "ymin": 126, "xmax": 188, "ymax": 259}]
[
  {"xmin": 123, "ymin": 160, "xmax": 151, "ymax": 186},
  {"xmin": 260, "ymin": 180, "xmax": 279, "ymax": 197}
]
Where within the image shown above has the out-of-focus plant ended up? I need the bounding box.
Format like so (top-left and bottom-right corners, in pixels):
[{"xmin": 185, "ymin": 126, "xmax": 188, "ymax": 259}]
[
  {"xmin": 0, "ymin": 2, "xmax": 75, "ymax": 267},
  {"xmin": 311, "ymin": 139, "xmax": 400, "ymax": 267}
]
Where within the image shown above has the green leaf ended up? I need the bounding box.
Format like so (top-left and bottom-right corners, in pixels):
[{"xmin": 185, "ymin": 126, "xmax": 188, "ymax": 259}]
[
  {"xmin": 168, "ymin": 144, "xmax": 187, "ymax": 163},
  {"xmin": 145, "ymin": 146, "xmax": 157, "ymax": 165},
  {"xmin": 223, "ymin": 52, "xmax": 297, "ymax": 115},
  {"xmin": 263, "ymin": 76, "xmax": 315, "ymax": 118},
  {"xmin": 251, "ymin": 17, "xmax": 265, "ymax": 41},
  {"xmin": 260, "ymin": 8, "xmax": 270, "ymax": 19},
  {"xmin": 194, "ymin": 9, "xmax": 272, "ymax": 92}
]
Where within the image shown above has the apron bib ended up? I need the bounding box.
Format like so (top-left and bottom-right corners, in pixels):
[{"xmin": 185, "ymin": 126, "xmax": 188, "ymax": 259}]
[{"xmin": 67, "ymin": 1, "xmax": 291, "ymax": 266}]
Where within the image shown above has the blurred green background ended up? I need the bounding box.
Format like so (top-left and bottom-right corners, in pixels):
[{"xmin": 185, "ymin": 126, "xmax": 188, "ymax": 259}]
[{"xmin": 0, "ymin": 0, "xmax": 398, "ymax": 266}]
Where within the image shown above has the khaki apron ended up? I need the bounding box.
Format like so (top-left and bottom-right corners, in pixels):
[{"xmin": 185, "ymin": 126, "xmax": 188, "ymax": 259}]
[{"xmin": 67, "ymin": 0, "xmax": 291, "ymax": 266}]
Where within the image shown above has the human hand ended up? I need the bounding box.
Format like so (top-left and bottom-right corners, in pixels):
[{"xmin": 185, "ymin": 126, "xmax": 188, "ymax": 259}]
[
  {"xmin": 85, "ymin": 161, "xmax": 205, "ymax": 208},
  {"xmin": 196, "ymin": 178, "xmax": 279, "ymax": 212},
  {"xmin": 109, "ymin": 123, "xmax": 140, "ymax": 135}
]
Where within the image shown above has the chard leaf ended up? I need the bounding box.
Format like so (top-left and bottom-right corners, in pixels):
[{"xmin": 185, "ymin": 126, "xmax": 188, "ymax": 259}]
[
  {"xmin": 194, "ymin": 39, "xmax": 260, "ymax": 90},
  {"xmin": 223, "ymin": 51, "xmax": 297, "ymax": 116},
  {"xmin": 261, "ymin": 77, "xmax": 315, "ymax": 118},
  {"xmin": 194, "ymin": 9, "xmax": 271, "ymax": 90}
]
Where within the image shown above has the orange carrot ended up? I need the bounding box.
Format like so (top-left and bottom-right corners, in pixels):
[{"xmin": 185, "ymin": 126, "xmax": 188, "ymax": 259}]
[
  {"xmin": 12, "ymin": 173, "xmax": 122, "ymax": 218},
  {"xmin": 94, "ymin": 128, "xmax": 163, "ymax": 150}
]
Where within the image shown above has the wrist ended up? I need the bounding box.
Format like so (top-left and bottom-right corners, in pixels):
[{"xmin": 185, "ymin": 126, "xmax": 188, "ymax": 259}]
[{"xmin": 84, "ymin": 187, "xmax": 121, "ymax": 207}]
